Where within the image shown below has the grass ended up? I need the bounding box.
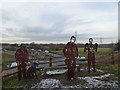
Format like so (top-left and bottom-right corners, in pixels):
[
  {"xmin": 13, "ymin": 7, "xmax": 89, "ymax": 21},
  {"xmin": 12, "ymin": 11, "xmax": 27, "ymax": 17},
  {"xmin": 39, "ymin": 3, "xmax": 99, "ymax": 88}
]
[
  {"xmin": 79, "ymin": 48, "xmax": 112, "ymax": 57},
  {"xmin": 29, "ymin": 51, "xmax": 48, "ymax": 59},
  {"xmin": 2, "ymin": 70, "xmax": 43, "ymax": 88},
  {"xmin": 2, "ymin": 53, "xmax": 15, "ymax": 70},
  {"xmin": 2, "ymin": 53, "xmax": 15, "ymax": 63},
  {"xmin": 95, "ymin": 48, "xmax": 112, "ymax": 57},
  {"xmin": 50, "ymin": 50, "xmax": 63, "ymax": 54},
  {"xmin": 95, "ymin": 51, "xmax": 119, "ymax": 80},
  {"xmin": 51, "ymin": 48, "xmax": 112, "ymax": 58},
  {"xmin": 98, "ymin": 64, "xmax": 118, "ymax": 82},
  {"xmin": 2, "ymin": 74, "xmax": 35, "ymax": 88}
]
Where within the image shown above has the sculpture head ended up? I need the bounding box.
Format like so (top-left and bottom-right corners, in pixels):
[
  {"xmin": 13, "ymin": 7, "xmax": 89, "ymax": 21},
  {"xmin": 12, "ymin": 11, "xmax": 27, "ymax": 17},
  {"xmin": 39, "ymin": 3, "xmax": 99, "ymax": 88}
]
[
  {"xmin": 70, "ymin": 36, "xmax": 76, "ymax": 43},
  {"xmin": 20, "ymin": 43, "xmax": 26, "ymax": 49},
  {"xmin": 89, "ymin": 38, "xmax": 93, "ymax": 44}
]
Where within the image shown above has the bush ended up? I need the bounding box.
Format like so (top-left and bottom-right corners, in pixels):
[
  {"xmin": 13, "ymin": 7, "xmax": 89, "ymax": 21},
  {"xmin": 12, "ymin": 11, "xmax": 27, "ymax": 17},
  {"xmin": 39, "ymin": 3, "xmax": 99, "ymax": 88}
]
[{"xmin": 117, "ymin": 40, "xmax": 120, "ymax": 50}]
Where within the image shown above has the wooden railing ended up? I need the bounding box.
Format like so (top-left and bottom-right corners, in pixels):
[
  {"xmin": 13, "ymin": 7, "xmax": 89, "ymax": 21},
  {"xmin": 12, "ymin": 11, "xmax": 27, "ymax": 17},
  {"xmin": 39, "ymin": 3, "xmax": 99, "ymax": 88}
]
[{"xmin": 2, "ymin": 58, "xmax": 83, "ymax": 77}]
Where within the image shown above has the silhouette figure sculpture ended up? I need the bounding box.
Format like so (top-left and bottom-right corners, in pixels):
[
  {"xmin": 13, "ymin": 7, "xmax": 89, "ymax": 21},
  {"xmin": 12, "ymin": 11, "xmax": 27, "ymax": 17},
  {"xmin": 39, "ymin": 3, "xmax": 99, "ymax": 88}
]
[
  {"xmin": 84, "ymin": 38, "xmax": 98, "ymax": 73},
  {"xmin": 63, "ymin": 36, "xmax": 78, "ymax": 80},
  {"xmin": 27, "ymin": 62, "xmax": 38, "ymax": 79},
  {"xmin": 15, "ymin": 44, "xmax": 28, "ymax": 81}
]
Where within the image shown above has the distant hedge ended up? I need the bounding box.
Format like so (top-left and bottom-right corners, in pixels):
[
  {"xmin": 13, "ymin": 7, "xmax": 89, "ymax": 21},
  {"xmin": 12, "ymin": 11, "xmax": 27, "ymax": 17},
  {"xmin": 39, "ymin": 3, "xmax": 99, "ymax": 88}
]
[{"xmin": 117, "ymin": 40, "xmax": 120, "ymax": 50}]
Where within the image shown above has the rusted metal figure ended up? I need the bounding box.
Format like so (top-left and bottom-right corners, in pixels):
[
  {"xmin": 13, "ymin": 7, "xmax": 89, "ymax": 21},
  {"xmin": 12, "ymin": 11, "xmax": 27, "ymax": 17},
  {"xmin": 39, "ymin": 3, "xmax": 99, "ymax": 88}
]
[
  {"xmin": 84, "ymin": 38, "xmax": 98, "ymax": 73},
  {"xmin": 15, "ymin": 44, "xmax": 28, "ymax": 81},
  {"xmin": 27, "ymin": 62, "xmax": 38, "ymax": 79},
  {"xmin": 63, "ymin": 36, "xmax": 78, "ymax": 80}
]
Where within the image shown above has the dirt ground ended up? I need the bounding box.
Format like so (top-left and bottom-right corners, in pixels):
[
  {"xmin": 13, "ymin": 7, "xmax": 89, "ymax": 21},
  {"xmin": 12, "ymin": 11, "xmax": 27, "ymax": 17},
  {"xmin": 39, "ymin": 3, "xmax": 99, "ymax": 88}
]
[{"xmin": 30, "ymin": 68, "xmax": 106, "ymax": 86}]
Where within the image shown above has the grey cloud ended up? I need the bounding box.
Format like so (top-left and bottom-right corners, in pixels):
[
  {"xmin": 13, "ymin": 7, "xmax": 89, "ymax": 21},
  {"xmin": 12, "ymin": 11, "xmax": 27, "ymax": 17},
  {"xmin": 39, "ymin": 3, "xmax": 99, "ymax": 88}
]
[
  {"xmin": 1, "ymin": 2, "xmax": 117, "ymax": 43},
  {"xmin": 2, "ymin": 33, "xmax": 9, "ymax": 38}
]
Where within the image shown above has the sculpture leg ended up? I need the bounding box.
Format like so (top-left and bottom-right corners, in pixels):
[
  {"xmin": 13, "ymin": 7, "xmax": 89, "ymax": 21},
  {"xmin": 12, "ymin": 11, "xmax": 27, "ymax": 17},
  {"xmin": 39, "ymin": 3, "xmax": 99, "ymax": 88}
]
[
  {"xmin": 72, "ymin": 67, "xmax": 75, "ymax": 79},
  {"xmin": 22, "ymin": 63, "xmax": 27, "ymax": 79},
  {"xmin": 67, "ymin": 68, "xmax": 71, "ymax": 80},
  {"xmin": 18, "ymin": 64, "xmax": 22, "ymax": 81},
  {"xmin": 68, "ymin": 67, "xmax": 74, "ymax": 80},
  {"xmin": 88, "ymin": 60, "xmax": 91, "ymax": 73},
  {"xmin": 92, "ymin": 59, "xmax": 95, "ymax": 72}
]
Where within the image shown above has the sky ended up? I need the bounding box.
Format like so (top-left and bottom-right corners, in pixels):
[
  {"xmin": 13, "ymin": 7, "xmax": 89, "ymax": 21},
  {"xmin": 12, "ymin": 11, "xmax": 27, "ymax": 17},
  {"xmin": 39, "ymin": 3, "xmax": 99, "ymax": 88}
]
[{"xmin": 0, "ymin": 1, "xmax": 118, "ymax": 44}]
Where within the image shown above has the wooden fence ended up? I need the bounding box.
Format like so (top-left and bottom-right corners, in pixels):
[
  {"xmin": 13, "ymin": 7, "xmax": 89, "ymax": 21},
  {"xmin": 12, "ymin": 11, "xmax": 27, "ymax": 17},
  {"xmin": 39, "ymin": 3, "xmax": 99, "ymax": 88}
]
[{"xmin": 2, "ymin": 57, "xmax": 84, "ymax": 77}]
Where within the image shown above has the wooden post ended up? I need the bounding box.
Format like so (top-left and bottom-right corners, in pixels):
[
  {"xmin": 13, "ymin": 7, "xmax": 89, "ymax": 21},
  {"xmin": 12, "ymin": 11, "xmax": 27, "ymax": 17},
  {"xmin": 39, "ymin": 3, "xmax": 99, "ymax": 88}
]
[
  {"xmin": 77, "ymin": 64, "xmax": 80, "ymax": 72},
  {"xmin": 49, "ymin": 57, "xmax": 52, "ymax": 67},
  {"xmin": 43, "ymin": 68, "xmax": 46, "ymax": 76},
  {"xmin": 111, "ymin": 51, "xmax": 115, "ymax": 65}
]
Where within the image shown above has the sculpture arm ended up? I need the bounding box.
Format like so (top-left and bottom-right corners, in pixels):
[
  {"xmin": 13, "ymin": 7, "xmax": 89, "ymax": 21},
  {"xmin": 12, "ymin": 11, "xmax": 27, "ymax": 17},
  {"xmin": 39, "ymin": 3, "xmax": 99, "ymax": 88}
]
[
  {"xmin": 95, "ymin": 43, "xmax": 98, "ymax": 52},
  {"xmin": 84, "ymin": 43, "xmax": 88, "ymax": 52}
]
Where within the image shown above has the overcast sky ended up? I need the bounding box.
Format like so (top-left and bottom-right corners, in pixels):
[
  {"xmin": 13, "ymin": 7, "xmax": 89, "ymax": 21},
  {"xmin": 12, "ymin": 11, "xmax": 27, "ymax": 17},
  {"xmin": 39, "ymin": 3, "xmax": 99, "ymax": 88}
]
[{"xmin": 0, "ymin": 1, "xmax": 118, "ymax": 44}]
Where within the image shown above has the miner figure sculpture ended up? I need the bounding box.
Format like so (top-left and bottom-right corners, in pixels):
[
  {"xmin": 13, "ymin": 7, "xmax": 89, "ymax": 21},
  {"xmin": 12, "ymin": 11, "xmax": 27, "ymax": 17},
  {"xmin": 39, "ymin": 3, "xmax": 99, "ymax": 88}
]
[
  {"xmin": 15, "ymin": 44, "xmax": 29, "ymax": 81},
  {"xmin": 63, "ymin": 36, "xmax": 78, "ymax": 81},
  {"xmin": 84, "ymin": 38, "xmax": 98, "ymax": 73}
]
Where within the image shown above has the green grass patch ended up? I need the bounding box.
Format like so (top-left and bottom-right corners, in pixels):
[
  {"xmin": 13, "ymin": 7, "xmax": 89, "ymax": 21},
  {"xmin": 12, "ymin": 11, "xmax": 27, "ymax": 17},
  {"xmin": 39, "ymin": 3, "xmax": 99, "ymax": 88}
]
[
  {"xmin": 50, "ymin": 48, "xmax": 112, "ymax": 58},
  {"xmin": 2, "ymin": 53, "xmax": 15, "ymax": 70},
  {"xmin": 99, "ymin": 64, "xmax": 118, "ymax": 76},
  {"xmin": 78, "ymin": 48, "xmax": 112, "ymax": 57},
  {"xmin": 50, "ymin": 50, "xmax": 63, "ymax": 54},
  {"xmin": 2, "ymin": 69, "xmax": 43, "ymax": 88},
  {"xmin": 2, "ymin": 74, "xmax": 35, "ymax": 88},
  {"xmin": 2, "ymin": 53, "xmax": 15, "ymax": 63},
  {"xmin": 96, "ymin": 51, "xmax": 119, "ymax": 77},
  {"xmin": 96, "ymin": 48, "xmax": 112, "ymax": 57},
  {"xmin": 30, "ymin": 52, "xmax": 47, "ymax": 58}
]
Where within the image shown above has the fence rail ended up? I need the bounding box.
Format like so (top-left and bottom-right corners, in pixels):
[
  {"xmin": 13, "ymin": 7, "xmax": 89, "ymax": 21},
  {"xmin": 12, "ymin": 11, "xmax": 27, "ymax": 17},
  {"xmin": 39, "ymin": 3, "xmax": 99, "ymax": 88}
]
[{"xmin": 2, "ymin": 58, "xmax": 83, "ymax": 77}]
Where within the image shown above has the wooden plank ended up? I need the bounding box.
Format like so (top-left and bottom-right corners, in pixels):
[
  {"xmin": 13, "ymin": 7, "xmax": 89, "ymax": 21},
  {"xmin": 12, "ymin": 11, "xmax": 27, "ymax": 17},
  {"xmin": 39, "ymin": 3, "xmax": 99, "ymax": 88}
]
[
  {"xmin": 2, "ymin": 68, "xmax": 17, "ymax": 77},
  {"xmin": 2, "ymin": 58, "xmax": 81, "ymax": 77}
]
